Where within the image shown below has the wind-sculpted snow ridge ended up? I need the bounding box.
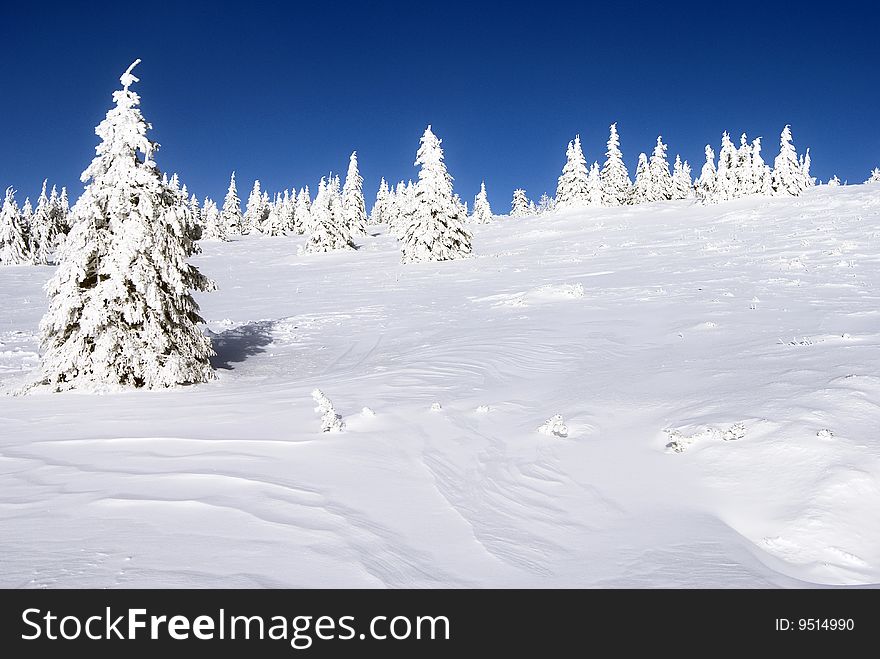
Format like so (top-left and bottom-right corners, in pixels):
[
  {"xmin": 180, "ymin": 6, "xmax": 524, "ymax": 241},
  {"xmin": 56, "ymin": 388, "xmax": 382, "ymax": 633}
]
[{"xmin": 1, "ymin": 185, "xmax": 879, "ymax": 587}]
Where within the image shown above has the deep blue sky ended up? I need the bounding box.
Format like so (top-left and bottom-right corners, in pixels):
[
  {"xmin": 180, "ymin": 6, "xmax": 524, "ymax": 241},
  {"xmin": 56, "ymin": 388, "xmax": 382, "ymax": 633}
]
[{"xmin": 1, "ymin": 1, "xmax": 877, "ymax": 210}]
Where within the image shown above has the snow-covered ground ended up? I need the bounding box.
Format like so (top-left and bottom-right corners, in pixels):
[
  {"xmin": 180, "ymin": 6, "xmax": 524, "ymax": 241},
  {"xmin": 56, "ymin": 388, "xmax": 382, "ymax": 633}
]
[{"xmin": 2, "ymin": 184, "xmax": 879, "ymax": 588}]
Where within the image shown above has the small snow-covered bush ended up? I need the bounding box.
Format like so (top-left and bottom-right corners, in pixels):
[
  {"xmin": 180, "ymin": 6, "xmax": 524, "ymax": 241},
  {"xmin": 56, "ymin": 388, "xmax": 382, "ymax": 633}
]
[
  {"xmin": 312, "ymin": 389, "xmax": 344, "ymax": 432},
  {"xmin": 538, "ymin": 414, "xmax": 569, "ymax": 438}
]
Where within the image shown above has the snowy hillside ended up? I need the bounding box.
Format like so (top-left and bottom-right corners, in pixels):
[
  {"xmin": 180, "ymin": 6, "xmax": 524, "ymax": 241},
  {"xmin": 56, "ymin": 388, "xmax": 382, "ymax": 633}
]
[{"xmin": 1, "ymin": 184, "xmax": 879, "ymax": 587}]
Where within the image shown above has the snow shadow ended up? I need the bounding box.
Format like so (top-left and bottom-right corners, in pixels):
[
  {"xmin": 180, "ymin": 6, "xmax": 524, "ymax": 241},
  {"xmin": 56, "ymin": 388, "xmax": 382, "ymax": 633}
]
[{"xmin": 209, "ymin": 320, "xmax": 275, "ymax": 370}]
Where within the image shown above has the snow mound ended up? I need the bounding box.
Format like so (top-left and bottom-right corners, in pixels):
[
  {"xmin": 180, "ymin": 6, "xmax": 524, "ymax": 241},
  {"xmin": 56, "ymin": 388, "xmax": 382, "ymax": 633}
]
[{"xmin": 538, "ymin": 414, "xmax": 569, "ymax": 438}]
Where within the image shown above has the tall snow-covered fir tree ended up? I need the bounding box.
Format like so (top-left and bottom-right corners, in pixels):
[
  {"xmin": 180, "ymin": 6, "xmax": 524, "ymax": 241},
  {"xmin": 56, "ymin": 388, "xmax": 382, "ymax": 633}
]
[
  {"xmin": 587, "ymin": 162, "xmax": 602, "ymax": 206},
  {"xmin": 695, "ymin": 145, "xmax": 717, "ymax": 203},
  {"xmin": 20, "ymin": 198, "xmax": 34, "ymax": 257},
  {"xmin": 600, "ymin": 123, "xmax": 631, "ymax": 206},
  {"xmin": 303, "ymin": 175, "xmax": 356, "ymax": 253},
  {"xmin": 715, "ymin": 131, "xmax": 738, "ymax": 201},
  {"xmin": 399, "ymin": 126, "xmax": 471, "ymax": 263},
  {"xmin": 262, "ymin": 192, "xmax": 286, "ymax": 236},
  {"xmin": 279, "ymin": 190, "xmax": 296, "ymax": 232},
  {"xmin": 801, "ymin": 148, "xmax": 814, "ymax": 188},
  {"xmin": 31, "ymin": 180, "xmax": 57, "ymax": 264},
  {"xmin": 221, "ymin": 172, "xmax": 243, "ymax": 235},
  {"xmin": 647, "ymin": 136, "xmax": 673, "ymax": 202},
  {"xmin": 751, "ymin": 137, "xmax": 773, "ymax": 195},
  {"xmin": 536, "ymin": 192, "xmax": 556, "ymax": 215},
  {"xmin": 510, "ymin": 188, "xmax": 531, "ymax": 217},
  {"xmin": 556, "ymin": 135, "xmax": 590, "ymax": 207},
  {"xmin": 294, "ymin": 186, "xmax": 311, "ymax": 235},
  {"xmin": 0, "ymin": 187, "xmax": 30, "ymax": 265},
  {"xmin": 671, "ymin": 156, "xmax": 692, "ymax": 200},
  {"xmin": 771, "ymin": 125, "xmax": 806, "ymax": 196},
  {"xmin": 342, "ymin": 151, "xmax": 367, "ymax": 236},
  {"xmin": 630, "ymin": 153, "xmax": 651, "ymax": 204},
  {"xmin": 200, "ymin": 197, "xmax": 227, "ymax": 240},
  {"xmin": 47, "ymin": 184, "xmax": 69, "ymax": 239},
  {"xmin": 243, "ymin": 179, "xmax": 268, "ymax": 234},
  {"xmin": 736, "ymin": 134, "xmax": 754, "ymax": 194},
  {"xmin": 370, "ymin": 178, "xmax": 391, "ymax": 224},
  {"xmin": 471, "ymin": 181, "xmax": 493, "ymax": 223},
  {"xmin": 28, "ymin": 60, "xmax": 215, "ymax": 392}
]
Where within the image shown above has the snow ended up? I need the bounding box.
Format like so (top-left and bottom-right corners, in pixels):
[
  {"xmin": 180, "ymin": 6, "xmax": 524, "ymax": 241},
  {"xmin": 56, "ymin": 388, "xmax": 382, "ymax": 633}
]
[{"xmin": 1, "ymin": 184, "xmax": 880, "ymax": 587}]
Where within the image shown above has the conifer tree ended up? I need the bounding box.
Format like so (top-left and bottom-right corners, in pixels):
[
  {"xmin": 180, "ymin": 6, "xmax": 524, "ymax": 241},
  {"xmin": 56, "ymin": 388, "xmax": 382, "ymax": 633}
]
[
  {"xmin": 801, "ymin": 148, "xmax": 814, "ymax": 188},
  {"xmin": 827, "ymin": 175, "xmax": 841, "ymax": 187},
  {"xmin": 695, "ymin": 145, "xmax": 717, "ymax": 203},
  {"xmin": 600, "ymin": 123, "xmax": 631, "ymax": 206},
  {"xmin": 20, "ymin": 198, "xmax": 34, "ymax": 257},
  {"xmin": 342, "ymin": 151, "xmax": 367, "ymax": 236},
  {"xmin": 736, "ymin": 133, "xmax": 754, "ymax": 195},
  {"xmin": 263, "ymin": 192, "xmax": 286, "ymax": 236},
  {"xmin": 715, "ymin": 131, "xmax": 738, "ymax": 201},
  {"xmin": 304, "ymin": 175, "xmax": 356, "ymax": 252},
  {"xmin": 279, "ymin": 189, "xmax": 296, "ymax": 232},
  {"xmin": 29, "ymin": 60, "xmax": 215, "ymax": 392},
  {"xmin": 751, "ymin": 137, "xmax": 773, "ymax": 195},
  {"xmin": 510, "ymin": 188, "xmax": 531, "ymax": 217},
  {"xmin": 537, "ymin": 193, "xmax": 556, "ymax": 215},
  {"xmin": 399, "ymin": 126, "xmax": 471, "ymax": 263},
  {"xmin": 293, "ymin": 186, "xmax": 311, "ymax": 235},
  {"xmin": 671, "ymin": 156, "xmax": 692, "ymax": 200},
  {"xmin": 0, "ymin": 187, "xmax": 30, "ymax": 265},
  {"xmin": 243, "ymin": 179, "xmax": 267, "ymax": 234},
  {"xmin": 647, "ymin": 136, "xmax": 673, "ymax": 201},
  {"xmin": 771, "ymin": 125, "xmax": 806, "ymax": 196},
  {"xmin": 200, "ymin": 197, "xmax": 227, "ymax": 240},
  {"xmin": 866, "ymin": 168, "xmax": 880, "ymax": 183},
  {"xmin": 31, "ymin": 180, "xmax": 56, "ymax": 264},
  {"xmin": 221, "ymin": 172, "xmax": 243, "ymax": 235},
  {"xmin": 630, "ymin": 153, "xmax": 651, "ymax": 204},
  {"xmin": 370, "ymin": 178, "xmax": 391, "ymax": 224},
  {"xmin": 471, "ymin": 181, "xmax": 493, "ymax": 223},
  {"xmin": 587, "ymin": 162, "xmax": 602, "ymax": 206},
  {"xmin": 556, "ymin": 135, "xmax": 590, "ymax": 207}
]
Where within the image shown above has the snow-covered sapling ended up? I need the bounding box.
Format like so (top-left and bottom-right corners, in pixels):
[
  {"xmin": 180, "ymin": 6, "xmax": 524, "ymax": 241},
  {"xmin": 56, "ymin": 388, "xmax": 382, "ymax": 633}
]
[{"xmin": 312, "ymin": 388, "xmax": 344, "ymax": 432}]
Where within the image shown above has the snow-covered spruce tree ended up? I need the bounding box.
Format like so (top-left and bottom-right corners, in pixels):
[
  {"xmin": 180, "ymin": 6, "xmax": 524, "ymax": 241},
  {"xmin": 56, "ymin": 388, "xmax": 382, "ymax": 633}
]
[
  {"xmin": 243, "ymin": 179, "xmax": 268, "ymax": 234},
  {"xmin": 370, "ymin": 177, "xmax": 390, "ymax": 224},
  {"xmin": 0, "ymin": 187, "xmax": 31, "ymax": 265},
  {"xmin": 715, "ymin": 131, "xmax": 738, "ymax": 201},
  {"xmin": 867, "ymin": 168, "xmax": 880, "ymax": 183},
  {"xmin": 221, "ymin": 172, "xmax": 243, "ymax": 235},
  {"xmin": 537, "ymin": 192, "xmax": 556, "ymax": 215},
  {"xmin": 630, "ymin": 153, "xmax": 651, "ymax": 204},
  {"xmin": 260, "ymin": 193, "xmax": 282, "ymax": 236},
  {"xmin": 189, "ymin": 193, "xmax": 202, "ymax": 231},
  {"xmin": 771, "ymin": 125, "xmax": 806, "ymax": 196},
  {"xmin": 600, "ymin": 123, "xmax": 631, "ymax": 206},
  {"xmin": 387, "ymin": 181, "xmax": 410, "ymax": 238},
  {"xmin": 827, "ymin": 175, "xmax": 841, "ymax": 187},
  {"xmin": 556, "ymin": 135, "xmax": 590, "ymax": 207},
  {"xmin": 751, "ymin": 137, "xmax": 773, "ymax": 195},
  {"xmin": 671, "ymin": 156, "xmax": 692, "ymax": 200},
  {"xmin": 303, "ymin": 175, "xmax": 356, "ymax": 253},
  {"xmin": 471, "ymin": 181, "xmax": 493, "ymax": 223},
  {"xmin": 279, "ymin": 190, "xmax": 296, "ymax": 232},
  {"xmin": 293, "ymin": 186, "xmax": 311, "ymax": 235},
  {"xmin": 695, "ymin": 145, "xmax": 717, "ymax": 203},
  {"xmin": 453, "ymin": 193, "xmax": 468, "ymax": 219},
  {"xmin": 48, "ymin": 185, "xmax": 68, "ymax": 239},
  {"xmin": 736, "ymin": 133, "xmax": 754, "ymax": 195},
  {"xmin": 342, "ymin": 151, "xmax": 367, "ymax": 236},
  {"xmin": 510, "ymin": 188, "xmax": 531, "ymax": 217},
  {"xmin": 587, "ymin": 162, "xmax": 602, "ymax": 206},
  {"xmin": 20, "ymin": 198, "xmax": 34, "ymax": 258},
  {"xmin": 28, "ymin": 60, "xmax": 215, "ymax": 392},
  {"xmin": 31, "ymin": 180, "xmax": 57, "ymax": 264},
  {"xmin": 200, "ymin": 197, "xmax": 227, "ymax": 240},
  {"xmin": 399, "ymin": 125, "xmax": 471, "ymax": 263},
  {"xmin": 801, "ymin": 148, "xmax": 815, "ymax": 188},
  {"xmin": 647, "ymin": 136, "xmax": 673, "ymax": 201}
]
